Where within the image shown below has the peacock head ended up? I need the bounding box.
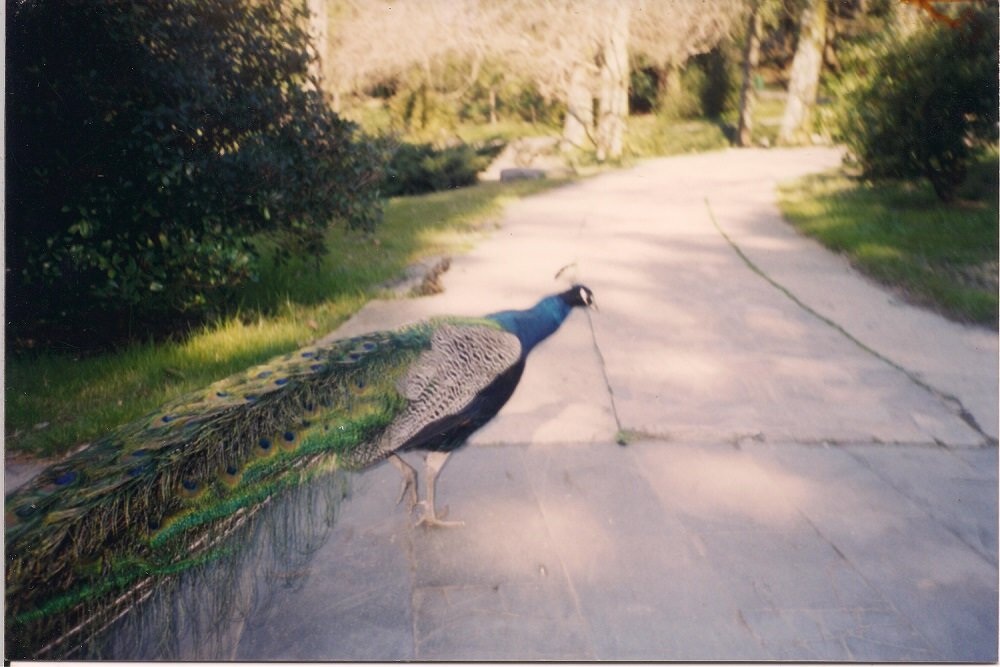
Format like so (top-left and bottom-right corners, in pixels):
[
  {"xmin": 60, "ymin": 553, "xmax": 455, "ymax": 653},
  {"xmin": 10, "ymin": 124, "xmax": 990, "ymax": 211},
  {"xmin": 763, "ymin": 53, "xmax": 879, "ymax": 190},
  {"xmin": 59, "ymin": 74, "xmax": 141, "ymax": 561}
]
[{"xmin": 559, "ymin": 284, "xmax": 597, "ymax": 311}]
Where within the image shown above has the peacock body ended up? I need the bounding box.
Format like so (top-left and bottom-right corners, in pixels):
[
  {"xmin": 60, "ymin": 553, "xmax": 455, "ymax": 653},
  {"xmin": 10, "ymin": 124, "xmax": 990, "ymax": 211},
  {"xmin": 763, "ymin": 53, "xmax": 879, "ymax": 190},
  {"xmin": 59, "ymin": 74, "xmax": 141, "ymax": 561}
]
[{"xmin": 5, "ymin": 285, "xmax": 595, "ymax": 658}]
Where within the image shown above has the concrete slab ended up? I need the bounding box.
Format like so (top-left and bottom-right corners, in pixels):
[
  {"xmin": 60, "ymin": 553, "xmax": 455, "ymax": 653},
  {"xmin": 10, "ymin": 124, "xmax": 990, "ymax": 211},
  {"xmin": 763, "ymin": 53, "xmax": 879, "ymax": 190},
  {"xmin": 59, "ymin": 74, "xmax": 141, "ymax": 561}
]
[
  {"xmin": 208, "ymin": 439, "xmax": 996, "ymax": 662},
  {"xmin": 702, "ymin": 148, "xmax": 998, "ymax": 440},
  {"xmin": 233, "ymin": 464, "xmax": 416, "ymax": 661}
]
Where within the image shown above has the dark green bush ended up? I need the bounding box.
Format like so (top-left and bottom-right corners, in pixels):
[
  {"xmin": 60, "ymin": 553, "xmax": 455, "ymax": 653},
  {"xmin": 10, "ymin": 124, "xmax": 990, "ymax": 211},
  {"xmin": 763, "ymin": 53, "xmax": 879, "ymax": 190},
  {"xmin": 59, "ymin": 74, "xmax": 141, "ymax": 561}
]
[
  {"xmin": 658, "ymin": 47, "xmax": 740, "ymax": 120},
  {"xmin": 383, "ymin": 142, "xmax": 502, "ymax": 197},
  {"xmin": 6, "ymin": 0, "xmax": 387, "ymax": 349},
  {"xmin": 836, "ymin": 9, "xmax": 998, "ymax": 202},
  {"xmin": 692, "ymin": 47, "xmax": 740, "ymax": 119}
]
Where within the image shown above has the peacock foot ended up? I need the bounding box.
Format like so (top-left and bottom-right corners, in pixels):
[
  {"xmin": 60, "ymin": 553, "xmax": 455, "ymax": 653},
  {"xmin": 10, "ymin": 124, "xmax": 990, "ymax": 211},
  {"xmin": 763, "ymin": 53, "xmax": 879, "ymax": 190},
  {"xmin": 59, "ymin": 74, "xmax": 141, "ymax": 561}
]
[
  {"xmin": 389, "ymin": 455, "xmax": 419, "ymax": 510},
  {"xmin": 396, "ymin": 474, "xmax": 418, "ymax": 510},
  {"xmin": 415, "ymin": 504, "xmax": 465, "ymax": 528}
]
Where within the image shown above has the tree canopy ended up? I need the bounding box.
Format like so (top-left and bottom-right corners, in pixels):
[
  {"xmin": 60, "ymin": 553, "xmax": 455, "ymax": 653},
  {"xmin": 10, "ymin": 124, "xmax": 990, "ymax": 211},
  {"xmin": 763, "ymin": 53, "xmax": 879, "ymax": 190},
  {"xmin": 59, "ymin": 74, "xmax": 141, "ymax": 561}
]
[{"xmin": 7, "ymin": 0, "xmax": 387, "ymax": 348}]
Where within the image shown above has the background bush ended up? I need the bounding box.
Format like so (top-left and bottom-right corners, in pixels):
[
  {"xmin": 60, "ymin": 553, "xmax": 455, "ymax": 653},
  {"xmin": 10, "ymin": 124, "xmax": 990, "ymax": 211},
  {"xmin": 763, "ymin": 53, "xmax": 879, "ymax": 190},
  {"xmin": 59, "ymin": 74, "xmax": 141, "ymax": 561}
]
[
  {"xmin": 658, "ymin": 47, "xmax": 740, "ymax": 121},
  {"xmin": 383, "ymin": 142, "xmax": 503, "ymax": 197},
  {"xmin": 6, "ymin": 0, "xmax": 387, "ymax": 350},
  {"xmin": 834, "ymin": 8, "xmax": 998, "ymax": 202}
]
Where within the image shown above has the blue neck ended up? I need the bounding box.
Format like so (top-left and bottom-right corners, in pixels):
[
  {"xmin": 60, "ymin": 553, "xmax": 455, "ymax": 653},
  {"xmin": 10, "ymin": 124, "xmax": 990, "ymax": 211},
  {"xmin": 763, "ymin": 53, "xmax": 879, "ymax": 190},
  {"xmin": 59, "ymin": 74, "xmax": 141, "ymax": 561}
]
[{"xmin": 486, "ymin": 295, "xmax": 573, "ymax": 355}]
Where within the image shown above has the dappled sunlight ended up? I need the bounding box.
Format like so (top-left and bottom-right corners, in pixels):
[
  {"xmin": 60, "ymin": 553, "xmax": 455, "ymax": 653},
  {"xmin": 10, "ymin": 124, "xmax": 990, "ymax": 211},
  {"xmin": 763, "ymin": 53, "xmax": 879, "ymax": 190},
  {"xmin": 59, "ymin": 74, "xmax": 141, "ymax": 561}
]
[{"xmin": 634, "ymin": 445, "xmax": 812, "ymax": 530}]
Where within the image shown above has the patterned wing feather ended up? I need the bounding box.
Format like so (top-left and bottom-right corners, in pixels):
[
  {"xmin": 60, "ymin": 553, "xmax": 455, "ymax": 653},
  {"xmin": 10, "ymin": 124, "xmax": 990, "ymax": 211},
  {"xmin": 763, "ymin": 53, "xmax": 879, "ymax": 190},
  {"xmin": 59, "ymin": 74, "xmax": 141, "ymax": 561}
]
[{"xmin": 381, "ymin": 322, "xmax": 522, "ymax": 454}]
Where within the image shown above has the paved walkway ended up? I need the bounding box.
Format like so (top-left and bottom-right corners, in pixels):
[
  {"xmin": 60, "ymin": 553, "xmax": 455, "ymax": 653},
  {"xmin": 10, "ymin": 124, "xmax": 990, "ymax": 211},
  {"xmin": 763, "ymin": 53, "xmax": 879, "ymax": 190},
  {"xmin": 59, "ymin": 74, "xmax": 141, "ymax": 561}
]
[
  {"xmin": 225, "ymin": 147, "xmax": 998, "ymax": 661},
  {"xmin": 16, "ymin": 148, "xmax": 998, "ymax": 660}
]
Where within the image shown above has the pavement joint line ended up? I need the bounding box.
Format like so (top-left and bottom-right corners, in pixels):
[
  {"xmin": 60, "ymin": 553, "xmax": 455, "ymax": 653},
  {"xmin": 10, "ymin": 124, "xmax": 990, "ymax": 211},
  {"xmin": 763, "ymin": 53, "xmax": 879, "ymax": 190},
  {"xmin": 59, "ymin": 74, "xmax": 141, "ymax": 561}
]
[
  {"xmin": 583, "ymin": 307, "xmax": 626, "ymax": 444},
  {"xmin": 472, "ymin": 437, "xmax": 988, "ymax": 449},
  {"xmin": 703, "ymin": 197, "xmax": 997, "ymax": 448},
  {"xmin": 795, "ymin": 508, "xmax": 939, "ymax": 658}
]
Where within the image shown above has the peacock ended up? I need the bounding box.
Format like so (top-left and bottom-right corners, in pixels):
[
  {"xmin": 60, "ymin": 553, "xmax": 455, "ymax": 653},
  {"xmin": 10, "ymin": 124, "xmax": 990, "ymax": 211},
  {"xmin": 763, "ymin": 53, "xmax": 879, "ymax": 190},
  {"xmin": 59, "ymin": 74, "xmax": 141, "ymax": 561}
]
[{"xmin": 5, "ymin": 284, "xmax": 596, "ymax": 659}]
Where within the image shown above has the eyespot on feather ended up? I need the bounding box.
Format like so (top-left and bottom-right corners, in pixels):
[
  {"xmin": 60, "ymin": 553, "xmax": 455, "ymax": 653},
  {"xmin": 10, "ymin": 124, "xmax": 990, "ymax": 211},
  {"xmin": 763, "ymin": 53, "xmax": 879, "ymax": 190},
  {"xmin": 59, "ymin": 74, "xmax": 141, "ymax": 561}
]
[{"xmin": 220, "ymin": 463, "xmax": 242, "ymax": 487}]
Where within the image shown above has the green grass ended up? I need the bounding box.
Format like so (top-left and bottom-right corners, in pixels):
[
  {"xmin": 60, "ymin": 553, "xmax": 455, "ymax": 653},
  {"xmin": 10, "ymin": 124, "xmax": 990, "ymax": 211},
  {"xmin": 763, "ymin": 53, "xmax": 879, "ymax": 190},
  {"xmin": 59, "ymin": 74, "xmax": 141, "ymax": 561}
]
[
  {"xmin": 777, "ymin": 152, "xmax": 998, "ymax": 326},
  {"xmin": 624, "ymin": 116, "xmax": 730, "ymax": 159},
  {"xmin": 342, "ymin": 100, "xmax": 558, "ymax": 147},
  {"xmin": 5, "ymin": 178, "xmax": 566, "ymax": 459}
]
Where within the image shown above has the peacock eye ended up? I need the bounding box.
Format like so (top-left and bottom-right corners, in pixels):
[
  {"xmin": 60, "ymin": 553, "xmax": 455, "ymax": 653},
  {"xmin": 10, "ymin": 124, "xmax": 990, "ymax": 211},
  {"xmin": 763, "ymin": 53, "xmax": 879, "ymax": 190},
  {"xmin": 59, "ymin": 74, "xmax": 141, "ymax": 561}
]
[{"xmin": 54, "ymin": 470, "xmax": 78, "ymax": 485}]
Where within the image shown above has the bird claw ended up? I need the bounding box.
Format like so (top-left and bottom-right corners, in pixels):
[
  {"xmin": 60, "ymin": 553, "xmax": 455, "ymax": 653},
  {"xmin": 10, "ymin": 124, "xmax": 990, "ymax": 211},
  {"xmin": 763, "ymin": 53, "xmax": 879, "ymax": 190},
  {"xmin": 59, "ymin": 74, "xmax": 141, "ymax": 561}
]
[
  {"xmin": 396, "ymin": 477, "xmax": 418, "ymax": 510},
  {"xmin": 415, "ymin": 515, "xmax": 465, "ymax": 529},
  {"xmin": 415, "ymin": 504, "xmax": 464, "ymax": 528}
]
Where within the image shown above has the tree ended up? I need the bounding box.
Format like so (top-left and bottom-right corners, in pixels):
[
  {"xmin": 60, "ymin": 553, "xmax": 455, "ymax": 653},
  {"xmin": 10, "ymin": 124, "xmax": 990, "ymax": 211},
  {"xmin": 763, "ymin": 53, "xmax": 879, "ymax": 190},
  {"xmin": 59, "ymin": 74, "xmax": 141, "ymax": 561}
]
[
  {"xmin": 6, "ymin": 0, "xmax": 387, "ymax": 348},
  {"xmin": 835, "ymin": 6, "xmax": 998, "ymax": 202},
  {"xmin": 324, "ymin": 0, "xmax": 744, "ymax": 160},
  {"xmin": 736, "ymin": 1, "xmax": 764, "ymax": 146},
  {"xmin": 777, "ymin": 0, "xmax": 827, "ymax": 144},
  {"xmin": 595, "ymin": 2, "xmax": 630, "ymax": 160}
]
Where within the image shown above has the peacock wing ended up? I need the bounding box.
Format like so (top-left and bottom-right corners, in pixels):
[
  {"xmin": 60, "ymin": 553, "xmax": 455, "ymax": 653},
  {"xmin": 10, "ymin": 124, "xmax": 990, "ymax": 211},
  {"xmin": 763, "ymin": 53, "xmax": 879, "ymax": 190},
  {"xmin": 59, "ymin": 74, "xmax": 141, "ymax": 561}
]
[{"xmin": 378, "ymin": 320, "xmax": 522, "ymax": 455}]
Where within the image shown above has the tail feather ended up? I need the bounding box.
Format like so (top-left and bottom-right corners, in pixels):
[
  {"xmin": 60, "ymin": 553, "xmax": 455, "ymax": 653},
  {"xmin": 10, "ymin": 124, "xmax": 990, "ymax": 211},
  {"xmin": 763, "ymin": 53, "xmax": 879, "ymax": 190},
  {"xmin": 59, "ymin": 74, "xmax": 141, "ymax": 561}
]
[{"xmin": 5, "ymin": 324, "xmax": 434, "ymax": 658}]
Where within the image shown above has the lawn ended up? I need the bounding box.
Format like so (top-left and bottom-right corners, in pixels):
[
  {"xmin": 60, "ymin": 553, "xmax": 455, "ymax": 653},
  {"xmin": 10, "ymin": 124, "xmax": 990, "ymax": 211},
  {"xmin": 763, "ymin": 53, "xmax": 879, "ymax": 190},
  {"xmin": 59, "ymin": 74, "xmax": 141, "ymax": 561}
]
[
  {"xmin": 777, "ymin": 151, "xmax": 998, "ymax": 326},
  {"xmin": 5, "ymin": 178, "xmax": 565, "ymax": 460}
]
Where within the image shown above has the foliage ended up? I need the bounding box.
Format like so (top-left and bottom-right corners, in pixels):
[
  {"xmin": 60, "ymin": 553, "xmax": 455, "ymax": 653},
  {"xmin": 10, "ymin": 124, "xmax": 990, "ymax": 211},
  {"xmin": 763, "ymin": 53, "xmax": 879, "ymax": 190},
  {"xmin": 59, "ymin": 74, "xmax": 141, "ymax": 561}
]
[
  {"xmin": 628, "ymin": 63, "xmax": 661, "ymax": 114},
  {"xmin": 778, "ymin": 150, "xmax": 998, "ymax": 326},
  {"xmin": 6, "ymin": 178, "xmax": 565, "ymax": 459},
  {"xmin": 833, "ymin": 8, "xmax": 998, "ymax": 201},
  {"xmin": 6, "ymin": 0, "xmax": 388, "ymax": 350},
  {"xmin": 387, "ymin": 80, "xmax": 462, "ymax": 135},
  {"xmin": 659, "ymin": 46, "xmax": 741, "ymax": 120},
  {"xmin": 691, "ymin": 46, "xmax": 741, "ymax": 118},
  {"xmin": 382, "ymin": 142, "xmax": 504, "ymax": 197},
  {"xmin": 624, "ymin": 117, "xmax": 730, "ymax": 159}
]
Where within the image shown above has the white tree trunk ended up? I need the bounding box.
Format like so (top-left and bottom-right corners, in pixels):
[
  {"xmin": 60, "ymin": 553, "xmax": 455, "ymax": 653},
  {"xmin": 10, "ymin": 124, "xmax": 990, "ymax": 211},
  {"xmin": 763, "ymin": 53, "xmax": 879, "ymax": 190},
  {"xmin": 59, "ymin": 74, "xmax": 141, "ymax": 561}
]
[
  {"xmin": 306, "ymin": 0, "xmax": 328, "ymax": 87},
  {"xmin": 777, "ymin": 0, "xmax": 826, "ymax": 145},
  {"xmin": 736, "ymin": 2, "xmax": 763, "ymax": 147},
  {"xmin": 596, "ymin": 2, "xmax": 630, "ymax": 161},
  {"xmin": 562, "ymin": 63, "xmax": 594, "ymax": 151}
]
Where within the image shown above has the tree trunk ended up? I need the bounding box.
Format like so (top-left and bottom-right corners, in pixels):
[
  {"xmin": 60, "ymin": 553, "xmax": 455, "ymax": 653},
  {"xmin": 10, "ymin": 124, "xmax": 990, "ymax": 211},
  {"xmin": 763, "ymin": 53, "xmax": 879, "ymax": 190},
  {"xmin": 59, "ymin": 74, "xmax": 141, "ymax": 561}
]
[
  {"xmin": 657, "ymin": 62, "xmax": 683, "ymax": 111},
  {"xmin": 893, "ymin": 0, "xmax": 924, "ymax": 37},
  {"xmin": 306, "ymin": 0, "xmax": 328, "ymax": 87},
  {"xmin": 489, "ymin": 87, "xmax": 498, "ymax": 125},
  {"xmin": 595, "ymin": 2, "xmax": 630, "ymax": 161},
  {"xmin": 736, "ymin": 2, "xmax": 764, "ymax": 147},
  {"xmin": 777, "ymin": 0, "xmax": 827, "ymax": 145},
  {"xmin": 561, "ymin": 63, "xmax": 594, "ymax": 151}
]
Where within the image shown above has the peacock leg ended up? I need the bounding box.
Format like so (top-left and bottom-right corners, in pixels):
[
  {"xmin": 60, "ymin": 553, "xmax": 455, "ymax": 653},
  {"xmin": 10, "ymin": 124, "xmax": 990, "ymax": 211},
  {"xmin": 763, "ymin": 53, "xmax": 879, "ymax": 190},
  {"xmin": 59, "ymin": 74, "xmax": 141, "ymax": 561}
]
[
  {"xmin": 416, "ymin": 450, "xmax": 465, "ymax": 528},
  {"xmin": 389, "ymin": 454, "xmax": 419, "ymax": 510}
]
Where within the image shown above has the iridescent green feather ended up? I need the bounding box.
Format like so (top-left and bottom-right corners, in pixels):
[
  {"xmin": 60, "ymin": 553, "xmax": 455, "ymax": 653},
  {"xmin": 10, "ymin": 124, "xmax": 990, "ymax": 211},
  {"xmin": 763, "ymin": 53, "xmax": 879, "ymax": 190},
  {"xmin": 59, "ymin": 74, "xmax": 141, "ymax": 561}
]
[{"xmin": 4, "ymin": 319, "xmax": 501, "ymax": 658}]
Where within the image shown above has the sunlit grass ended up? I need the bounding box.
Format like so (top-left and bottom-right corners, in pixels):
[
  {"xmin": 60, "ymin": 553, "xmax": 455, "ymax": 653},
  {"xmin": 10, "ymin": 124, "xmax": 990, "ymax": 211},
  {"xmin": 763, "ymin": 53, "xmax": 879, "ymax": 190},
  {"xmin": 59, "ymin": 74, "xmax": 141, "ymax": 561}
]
[
  {"xmin": 624, "ymin": 117, "xmax": 730, "ymax": 159},
  {"xmin": 5, "ymin": 178, "xmax": 567, "ymax": 459},
  {"xmin": 777, "ymin": 151, "xmax": 998, "ymax": 326},
  {"xmin": 341, "ymin": 100, "xmax": 559, "ymax": 147}
]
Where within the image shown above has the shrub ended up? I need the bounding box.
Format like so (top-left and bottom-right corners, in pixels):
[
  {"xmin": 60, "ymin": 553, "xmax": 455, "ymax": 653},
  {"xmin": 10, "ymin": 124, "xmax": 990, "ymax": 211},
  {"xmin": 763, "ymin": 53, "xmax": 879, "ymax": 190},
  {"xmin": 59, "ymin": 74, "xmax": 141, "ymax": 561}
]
[
  {"xmin": 6, "ymin": 0, "xmax": 387, "ymax": 349},
  {"xmin": 835, "ymin": 8, "xmax": 998, "ymax": 202},
  {"xmin": 383, "ymin": 142, "xmax": 502, "ymax": 197},
  {"xmin": 658, "ymin": 47, "xmax": 740, "ymax": 120}
]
